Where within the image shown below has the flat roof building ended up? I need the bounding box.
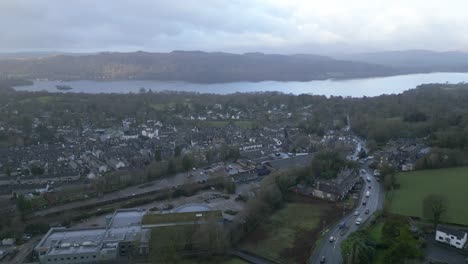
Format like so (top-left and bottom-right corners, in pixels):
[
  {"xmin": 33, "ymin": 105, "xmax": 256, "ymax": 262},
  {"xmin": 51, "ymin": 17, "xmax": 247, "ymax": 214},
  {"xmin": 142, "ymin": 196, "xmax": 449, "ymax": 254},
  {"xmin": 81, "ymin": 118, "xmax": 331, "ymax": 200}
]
[{"xmin": 35, "ymin": 207, "xmax": 223, "ymax": 264}]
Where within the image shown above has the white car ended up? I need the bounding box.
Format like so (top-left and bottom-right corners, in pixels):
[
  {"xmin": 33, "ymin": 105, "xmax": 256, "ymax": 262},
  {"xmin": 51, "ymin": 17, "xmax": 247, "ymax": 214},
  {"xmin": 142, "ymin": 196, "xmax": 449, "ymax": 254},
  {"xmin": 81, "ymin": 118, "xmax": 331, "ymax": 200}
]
[
  {"xmin": 353, "ymin": 211, "xmax": 359, "ymax": 216},
  {"xmin": 355, "ymin": 218, "xmax": 362, "ymax": 225},
  {"xmin": 329, "ymin": 236, "xmax": 335, "ymax": 242}
]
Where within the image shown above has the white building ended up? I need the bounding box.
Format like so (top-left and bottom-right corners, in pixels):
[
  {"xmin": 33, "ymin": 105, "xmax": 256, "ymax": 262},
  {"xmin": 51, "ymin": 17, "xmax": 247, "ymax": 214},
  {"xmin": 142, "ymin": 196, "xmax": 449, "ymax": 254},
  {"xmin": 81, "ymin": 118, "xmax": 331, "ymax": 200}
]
[{"xmin": 435, "ymin": 225, "xmax": 467, "ymax": 249}]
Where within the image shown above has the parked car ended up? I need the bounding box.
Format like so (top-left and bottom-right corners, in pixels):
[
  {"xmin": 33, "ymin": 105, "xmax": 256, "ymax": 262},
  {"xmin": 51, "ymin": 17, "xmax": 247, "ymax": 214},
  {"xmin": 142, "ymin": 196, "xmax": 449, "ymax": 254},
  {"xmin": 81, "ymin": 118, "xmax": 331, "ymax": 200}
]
[
  {"xmin": 329, "ymin": 236, "xmax": 335, "ymax": 242},
  {"xmin": 362, "ymin": 201, "xmax": 367, "ymax": 206}
]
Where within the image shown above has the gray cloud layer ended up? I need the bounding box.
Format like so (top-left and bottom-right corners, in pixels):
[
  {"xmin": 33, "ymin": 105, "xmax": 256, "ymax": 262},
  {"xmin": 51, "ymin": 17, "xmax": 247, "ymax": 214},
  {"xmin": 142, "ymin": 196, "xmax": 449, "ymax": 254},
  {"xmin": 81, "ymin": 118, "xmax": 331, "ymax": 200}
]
[{"xmin": 1, "ymin": 0, "xmax": 467, "ymax": 53}]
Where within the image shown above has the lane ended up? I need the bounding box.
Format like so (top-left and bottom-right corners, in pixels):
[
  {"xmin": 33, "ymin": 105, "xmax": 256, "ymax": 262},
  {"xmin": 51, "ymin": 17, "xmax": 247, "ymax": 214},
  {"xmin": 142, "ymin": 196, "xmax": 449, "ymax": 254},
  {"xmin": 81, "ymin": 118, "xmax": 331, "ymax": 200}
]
[{"xmin": 311, "ymin": 138, "xmax": 385, "ymax": 264}]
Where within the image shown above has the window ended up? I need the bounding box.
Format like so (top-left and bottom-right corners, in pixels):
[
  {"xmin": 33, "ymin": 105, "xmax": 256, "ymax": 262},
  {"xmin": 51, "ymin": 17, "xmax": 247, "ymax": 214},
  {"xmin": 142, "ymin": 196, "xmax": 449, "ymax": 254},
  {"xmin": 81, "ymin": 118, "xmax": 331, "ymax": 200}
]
[
  {"xmin": 73, "ymin": 257, "xmax": 77, "ymax": 260},
  {"xmin": 456, "ymin": 242, "xmax": 460, "ymax": 245},
  {"xmin": 93, "ymin": 255, "xmax": 96, "ymax": 258},
  {"xmin": 438, "ymin": 236, "xmax": 443, "ymax": 240},
  {"xmin": 80, "ymin": 256, "xmax": 84, "ymax": 259},
  {"xmin": 67, "ymin": 257, "xmax": 71, "ymax": 260}
]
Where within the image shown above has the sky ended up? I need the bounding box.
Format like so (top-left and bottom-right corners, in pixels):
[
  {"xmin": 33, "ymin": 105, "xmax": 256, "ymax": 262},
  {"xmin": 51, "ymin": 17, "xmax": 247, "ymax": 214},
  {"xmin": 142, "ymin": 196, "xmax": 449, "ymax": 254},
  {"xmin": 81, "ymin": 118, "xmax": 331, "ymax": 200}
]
[{"xmin": 1, "ymin": 0, "xmax": 467, "ymax": 54}]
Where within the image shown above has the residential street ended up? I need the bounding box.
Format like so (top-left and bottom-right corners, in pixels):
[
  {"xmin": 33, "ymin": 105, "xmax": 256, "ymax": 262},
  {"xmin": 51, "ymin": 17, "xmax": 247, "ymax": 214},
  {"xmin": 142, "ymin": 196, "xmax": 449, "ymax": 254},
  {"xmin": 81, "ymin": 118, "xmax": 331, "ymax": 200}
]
[{"xmin": 311, "ymin": 137, "xmax": 385, "ymax": 264}]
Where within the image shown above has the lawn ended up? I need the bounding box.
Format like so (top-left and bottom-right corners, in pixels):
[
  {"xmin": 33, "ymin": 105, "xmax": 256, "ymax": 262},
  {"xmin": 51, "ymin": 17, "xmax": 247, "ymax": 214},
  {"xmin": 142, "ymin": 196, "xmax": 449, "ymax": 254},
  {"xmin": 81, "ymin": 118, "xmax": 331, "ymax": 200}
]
[
  {"xmin": 178, "ymin": 257, "xmax": 248, "ymax": 264},
  {"xmin": 387, "ymin": 166, "xmax": 468, "ymax": 225},
  {"xmin": 241, "ymin": 202, "xmax": 329, "ymax": 264}
]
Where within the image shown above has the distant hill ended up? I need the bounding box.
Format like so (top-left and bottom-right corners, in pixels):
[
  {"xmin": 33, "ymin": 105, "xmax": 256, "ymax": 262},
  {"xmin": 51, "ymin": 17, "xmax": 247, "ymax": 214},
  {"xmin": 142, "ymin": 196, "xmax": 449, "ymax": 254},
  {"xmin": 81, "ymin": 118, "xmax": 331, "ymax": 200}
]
[
  {"xmin": 0, "ymin": 51, "xmax": 401, "ymax": 83},
  {"xmin": 333, "ymin": 50, "xmax": 468, "ymax": 72}
]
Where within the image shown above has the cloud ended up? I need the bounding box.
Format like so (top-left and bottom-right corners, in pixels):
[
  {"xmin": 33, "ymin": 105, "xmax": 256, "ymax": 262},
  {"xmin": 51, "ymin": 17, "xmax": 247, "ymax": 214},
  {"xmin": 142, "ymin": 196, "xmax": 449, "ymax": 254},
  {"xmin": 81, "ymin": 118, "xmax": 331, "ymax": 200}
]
[{"xmin": 0, "ymin": 0, "xmax": 467, "ymax": 53}]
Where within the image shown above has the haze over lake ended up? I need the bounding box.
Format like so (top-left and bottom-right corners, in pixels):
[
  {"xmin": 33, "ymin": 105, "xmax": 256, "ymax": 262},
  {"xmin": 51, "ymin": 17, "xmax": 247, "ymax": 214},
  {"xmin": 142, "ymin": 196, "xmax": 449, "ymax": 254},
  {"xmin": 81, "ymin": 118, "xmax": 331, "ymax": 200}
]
[{"xmin": 14, "ymin": 72, "xmax": 468, "ymax": 97}]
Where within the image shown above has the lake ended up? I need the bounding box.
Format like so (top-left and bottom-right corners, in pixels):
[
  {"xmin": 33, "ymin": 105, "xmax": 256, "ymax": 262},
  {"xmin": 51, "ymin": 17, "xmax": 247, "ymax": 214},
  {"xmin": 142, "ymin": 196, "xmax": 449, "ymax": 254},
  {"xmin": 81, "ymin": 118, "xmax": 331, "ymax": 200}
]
[{"xmin": 13, "ymin": 72, "xmax": 468, "ymax": 97}]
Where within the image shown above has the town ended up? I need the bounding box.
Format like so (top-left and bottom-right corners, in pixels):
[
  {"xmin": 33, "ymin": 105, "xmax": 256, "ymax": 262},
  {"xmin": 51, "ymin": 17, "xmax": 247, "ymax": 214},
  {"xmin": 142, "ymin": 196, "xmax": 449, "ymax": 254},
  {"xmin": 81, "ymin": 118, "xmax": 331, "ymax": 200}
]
[{"xmin": 2, "ymin": 82, "xmax": 468, "ymax": 264}]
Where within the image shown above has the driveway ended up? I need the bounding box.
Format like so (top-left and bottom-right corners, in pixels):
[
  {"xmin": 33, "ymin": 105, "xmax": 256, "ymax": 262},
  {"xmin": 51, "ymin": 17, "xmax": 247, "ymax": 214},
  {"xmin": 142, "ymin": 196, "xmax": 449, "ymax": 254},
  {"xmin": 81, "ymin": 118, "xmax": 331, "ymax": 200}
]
[{"xmin": 424, "ymin": 234, "xmax": 467, "ymax": 264}]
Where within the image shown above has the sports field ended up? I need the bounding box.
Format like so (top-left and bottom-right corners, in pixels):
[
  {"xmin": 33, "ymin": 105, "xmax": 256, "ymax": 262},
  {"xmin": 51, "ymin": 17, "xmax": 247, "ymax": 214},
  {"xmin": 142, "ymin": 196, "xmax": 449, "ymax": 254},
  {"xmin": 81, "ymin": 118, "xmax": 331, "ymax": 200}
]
[{"xmin": 387, "ymin": 166, "xmax": 468, "ymax": 225}]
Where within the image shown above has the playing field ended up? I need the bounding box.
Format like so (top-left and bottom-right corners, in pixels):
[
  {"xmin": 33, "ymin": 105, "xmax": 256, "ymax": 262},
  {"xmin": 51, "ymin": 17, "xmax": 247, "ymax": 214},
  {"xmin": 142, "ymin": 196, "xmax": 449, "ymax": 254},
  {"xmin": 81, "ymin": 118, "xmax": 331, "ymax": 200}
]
[{"xmin": 387, "ymin": 166, "xmax": 468, "ymax": 225}]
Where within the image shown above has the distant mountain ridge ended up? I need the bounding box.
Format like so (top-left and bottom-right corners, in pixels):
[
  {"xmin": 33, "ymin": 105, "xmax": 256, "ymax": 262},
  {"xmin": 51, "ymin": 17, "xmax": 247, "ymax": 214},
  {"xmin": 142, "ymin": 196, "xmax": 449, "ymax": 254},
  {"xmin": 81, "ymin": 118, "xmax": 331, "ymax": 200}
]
[
  {"xmin": 333, "ymin": 50, "xmax": 468, "ymax": 72},
  {"xmin": 0, "ymin": 51, "xmax": 400, "ymax": 83},
  {"xmin": 1, "ymin": 50, "xmax": 467, "ymax": 83}
]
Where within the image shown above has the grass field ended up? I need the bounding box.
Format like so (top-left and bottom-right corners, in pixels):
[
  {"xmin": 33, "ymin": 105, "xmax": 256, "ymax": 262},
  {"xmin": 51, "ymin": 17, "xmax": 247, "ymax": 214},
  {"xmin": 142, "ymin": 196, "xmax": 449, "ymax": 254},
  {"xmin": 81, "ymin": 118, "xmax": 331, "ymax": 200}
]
[
  {"xmin": 387, "ymin": 166, "xmax": 468, "ymax": 225},
  {"xmin": 178, "ymin": 257, "xmax": 248, "ymax": 264},
  {"xmin": 241, "ymin": 202, "xmax": 329, "ymax": 263}
]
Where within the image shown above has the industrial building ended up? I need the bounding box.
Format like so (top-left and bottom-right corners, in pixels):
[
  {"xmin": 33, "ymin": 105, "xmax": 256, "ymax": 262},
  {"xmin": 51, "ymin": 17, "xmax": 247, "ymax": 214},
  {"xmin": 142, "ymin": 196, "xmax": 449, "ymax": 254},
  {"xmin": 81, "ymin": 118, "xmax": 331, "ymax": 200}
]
[{"xmin": 34, "ymin": 206, "xmax": 223, "ymax": 264}]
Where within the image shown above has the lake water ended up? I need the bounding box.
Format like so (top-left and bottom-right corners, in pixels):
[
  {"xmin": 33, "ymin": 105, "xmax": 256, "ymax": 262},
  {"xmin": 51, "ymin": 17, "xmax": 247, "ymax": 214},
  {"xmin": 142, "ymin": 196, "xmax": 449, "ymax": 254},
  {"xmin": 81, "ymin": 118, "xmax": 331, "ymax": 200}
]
[{"xmin": 13, "ymin": 72, "xmax": 468, "ymax": 97}]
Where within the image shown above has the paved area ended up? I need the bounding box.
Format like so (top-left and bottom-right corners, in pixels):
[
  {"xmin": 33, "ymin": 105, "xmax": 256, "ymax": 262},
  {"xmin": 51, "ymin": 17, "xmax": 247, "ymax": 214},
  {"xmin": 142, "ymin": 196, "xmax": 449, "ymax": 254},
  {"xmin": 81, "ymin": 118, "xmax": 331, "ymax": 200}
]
[{"xmin": 424, "ymin": 235, "xmax": 467, "ymax": 264}]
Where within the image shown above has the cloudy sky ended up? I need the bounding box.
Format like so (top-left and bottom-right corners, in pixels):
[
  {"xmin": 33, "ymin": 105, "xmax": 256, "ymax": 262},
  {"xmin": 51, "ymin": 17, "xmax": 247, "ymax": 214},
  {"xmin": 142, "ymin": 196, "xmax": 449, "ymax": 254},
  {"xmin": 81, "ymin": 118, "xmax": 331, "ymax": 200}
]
[{"xmin": 1, "ymin": 0, "xmax": 467, "ymax": 53}]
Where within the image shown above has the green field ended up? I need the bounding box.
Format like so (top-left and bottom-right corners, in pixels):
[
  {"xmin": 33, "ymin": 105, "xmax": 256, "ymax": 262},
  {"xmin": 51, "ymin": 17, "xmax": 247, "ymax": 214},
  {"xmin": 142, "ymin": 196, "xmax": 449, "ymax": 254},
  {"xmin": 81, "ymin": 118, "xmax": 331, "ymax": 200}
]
[
  {"xmin": 178, "ymin": 257, "xmax": 248, "ymax": 264},
  {"xmin": 241, "ymin": 202, "xmax": 327, "ymax": 263},
  {"xmin": 388, "ymin": 166, "xmax": 468, "ymax": 225}
]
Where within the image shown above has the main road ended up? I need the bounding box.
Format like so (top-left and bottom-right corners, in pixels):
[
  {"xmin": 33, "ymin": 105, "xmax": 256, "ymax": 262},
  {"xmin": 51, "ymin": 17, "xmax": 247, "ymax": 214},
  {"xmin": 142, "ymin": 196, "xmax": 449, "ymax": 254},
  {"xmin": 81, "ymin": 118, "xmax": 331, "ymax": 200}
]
[{"xmin": 310, "ymin": 138, "xmax": 385, "ymax": 264}]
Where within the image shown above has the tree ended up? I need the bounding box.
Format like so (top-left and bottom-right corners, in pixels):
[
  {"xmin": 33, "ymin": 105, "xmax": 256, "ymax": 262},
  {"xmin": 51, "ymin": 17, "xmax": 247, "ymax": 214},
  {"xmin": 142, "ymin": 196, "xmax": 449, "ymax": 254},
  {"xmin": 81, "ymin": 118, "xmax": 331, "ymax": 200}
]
[
  {"xmin": 181, "ymin": 155, "xmax": 193, "ymax": 172},
  {"xmin": 341, "ymin": 231, "xmax": 375, "ymax": 264},
  {"xmin": 174, "ymin": 145, "xmax": 182, "ymax": 157},
  {"xmin": 16, "ymin": 194, "xmax": 32, "ymax": 212},
  {"xmin": 358, "ymin": 148, "xmax": 367, "ymax": 159},
  {"xmin": 423, "ymin": 194, "xmax": 447, "ymax": 230},
  {"xmin": 167, "ymin": 159, "xmax": 177, "ymax": 175},
  {"xmin": 154, "ymin": 148, "xmax": 162, "ymax": 161}
]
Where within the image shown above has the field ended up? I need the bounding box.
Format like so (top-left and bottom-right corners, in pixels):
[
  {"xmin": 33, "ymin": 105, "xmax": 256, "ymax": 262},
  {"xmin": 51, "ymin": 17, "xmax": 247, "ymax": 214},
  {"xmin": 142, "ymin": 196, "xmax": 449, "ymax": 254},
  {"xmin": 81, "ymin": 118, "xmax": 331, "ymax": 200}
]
[
  {"xmin": 178, "ymin": 257, "xmax": 248, "ymax": 264},
  {"xmin": 387, "ymin": 166, "xmax": 468, "ymax": 225},
  {"xmin": 241, "ymin": 197, "xmax": 340, "ymax": 264}
]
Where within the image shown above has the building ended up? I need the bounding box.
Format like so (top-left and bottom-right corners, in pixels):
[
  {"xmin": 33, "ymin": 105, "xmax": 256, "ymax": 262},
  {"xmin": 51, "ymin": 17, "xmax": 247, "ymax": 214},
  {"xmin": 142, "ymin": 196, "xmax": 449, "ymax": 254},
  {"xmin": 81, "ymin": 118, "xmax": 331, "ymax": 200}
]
[
  {"xmin": 34, "ymin": 207, "xmax": 224, "ymax": 264},
  {"xmin": 435, "ymin": 225, "xmax": 467, "ymax": 249},
  {"xmin": 309, "ymin": 169, "xmax": 360, "ymax": 202},
  {"xmin": 34, "ymin": 209, "xmax": 149, "ymax": 264}
]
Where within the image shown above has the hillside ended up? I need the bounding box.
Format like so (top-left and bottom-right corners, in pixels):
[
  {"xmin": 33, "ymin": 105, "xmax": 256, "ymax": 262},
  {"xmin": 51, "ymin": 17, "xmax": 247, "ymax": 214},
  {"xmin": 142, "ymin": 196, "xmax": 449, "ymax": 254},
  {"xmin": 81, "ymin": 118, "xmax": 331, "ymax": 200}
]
[
  {"xmin": 333, "ymin": 50, "xmax": 468, "ymax": 72},
  {"xmin": 0, "ymin": 51, "xmax": 400, "ymax": 83}
]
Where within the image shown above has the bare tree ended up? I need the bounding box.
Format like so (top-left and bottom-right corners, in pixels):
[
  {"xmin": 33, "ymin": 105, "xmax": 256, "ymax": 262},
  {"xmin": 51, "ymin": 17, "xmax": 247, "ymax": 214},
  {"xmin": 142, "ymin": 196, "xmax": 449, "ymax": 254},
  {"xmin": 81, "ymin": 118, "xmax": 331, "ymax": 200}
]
[{"xmin": 423, "ymin": 194, "xmax": 447, "ymax": 230}]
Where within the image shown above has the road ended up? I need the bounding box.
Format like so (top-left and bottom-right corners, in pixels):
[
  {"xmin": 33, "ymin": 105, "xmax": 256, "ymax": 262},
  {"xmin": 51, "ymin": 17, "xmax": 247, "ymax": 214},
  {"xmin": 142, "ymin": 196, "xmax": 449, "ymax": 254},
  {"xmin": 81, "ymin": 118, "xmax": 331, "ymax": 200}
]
[
  {"xmin": 30, "ymin": 167, "xmax": 213, "ymax": 217},
  {"xmin": 311, "ymin": 138, "xmax": 385, "ymax": 264}
]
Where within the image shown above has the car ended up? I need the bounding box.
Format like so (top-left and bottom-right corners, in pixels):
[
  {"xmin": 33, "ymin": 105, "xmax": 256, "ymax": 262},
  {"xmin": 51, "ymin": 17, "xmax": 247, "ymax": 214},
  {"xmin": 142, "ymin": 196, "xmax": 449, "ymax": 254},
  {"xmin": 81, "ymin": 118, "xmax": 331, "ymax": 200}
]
[
  {"xmin": 368, "ymin": 185, "xmax": 372, "ymax": 189},
  {"xmin": 320, "ymin": 256, "xmax": 326, "ymax": 263},
  {"xmin": 329, "ymin": 236, "xmax": 335, "ymax": 242},
  {"xmin": 365, "ymin": 209, "xmax": 370, "ymax": 214},
  {"xmin": 362, "ymin": 201, "xmax": 367, "ymax": 206},
  {"xmin": 355, "ymin": 218, "xmax": 362, "ymax": 225},
  {"xmin": 353, "ymin": 211, "xmax": 359, "ymax": 216}
]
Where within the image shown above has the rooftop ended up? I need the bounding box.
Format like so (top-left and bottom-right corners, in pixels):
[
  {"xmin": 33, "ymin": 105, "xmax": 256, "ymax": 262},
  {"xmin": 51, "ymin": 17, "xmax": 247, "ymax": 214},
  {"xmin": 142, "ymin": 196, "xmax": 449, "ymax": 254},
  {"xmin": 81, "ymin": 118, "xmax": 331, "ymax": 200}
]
[{"xmin": 142, "ymin": 210, "xmax": 223, "ymax": 226}]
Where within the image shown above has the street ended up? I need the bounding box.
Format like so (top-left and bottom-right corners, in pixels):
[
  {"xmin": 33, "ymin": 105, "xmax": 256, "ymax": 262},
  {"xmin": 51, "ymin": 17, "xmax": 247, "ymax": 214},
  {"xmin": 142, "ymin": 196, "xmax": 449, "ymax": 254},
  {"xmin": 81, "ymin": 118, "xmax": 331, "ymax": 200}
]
[{"xmin": 311, "ymin": 137, "xmax": 385, "ymax": 264}]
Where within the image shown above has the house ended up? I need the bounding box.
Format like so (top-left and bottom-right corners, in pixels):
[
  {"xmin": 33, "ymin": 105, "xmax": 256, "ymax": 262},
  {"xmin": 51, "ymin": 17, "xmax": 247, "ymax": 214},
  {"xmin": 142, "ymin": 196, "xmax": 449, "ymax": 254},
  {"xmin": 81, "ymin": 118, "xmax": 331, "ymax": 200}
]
[
  {"xmin": 310, "ymin": 168, "xmax": 360, "ymax": 202},
  {"xmin": 435, "ymin": 225, "xmax": 467, "ymax": 249}
]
